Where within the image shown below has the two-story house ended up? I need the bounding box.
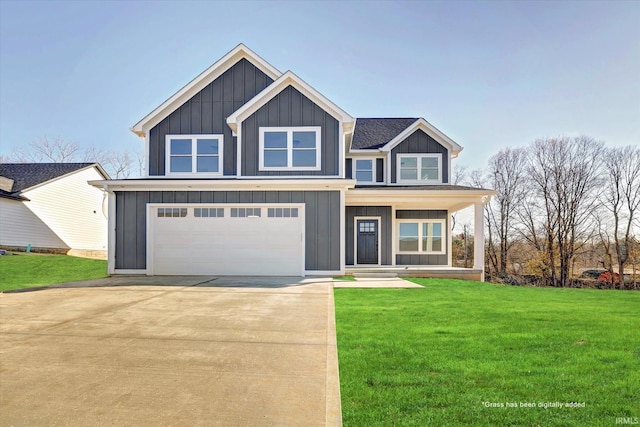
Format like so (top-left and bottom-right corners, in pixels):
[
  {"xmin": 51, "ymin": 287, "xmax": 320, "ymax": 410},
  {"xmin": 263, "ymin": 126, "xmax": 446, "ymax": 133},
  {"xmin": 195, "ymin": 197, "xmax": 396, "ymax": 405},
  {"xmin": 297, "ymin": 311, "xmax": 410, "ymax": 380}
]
[{"xmin": 91, "ymin": 44, "xmax": 494, "ymax": 280}]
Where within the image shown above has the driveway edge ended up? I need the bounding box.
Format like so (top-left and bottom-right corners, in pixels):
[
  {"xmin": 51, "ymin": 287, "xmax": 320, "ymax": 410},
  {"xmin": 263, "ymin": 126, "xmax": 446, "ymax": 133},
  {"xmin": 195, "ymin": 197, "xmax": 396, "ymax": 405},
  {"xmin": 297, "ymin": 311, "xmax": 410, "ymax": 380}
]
[{"xmin": 326, "ymin": 284, "xmax": 342, "ymax": 426}]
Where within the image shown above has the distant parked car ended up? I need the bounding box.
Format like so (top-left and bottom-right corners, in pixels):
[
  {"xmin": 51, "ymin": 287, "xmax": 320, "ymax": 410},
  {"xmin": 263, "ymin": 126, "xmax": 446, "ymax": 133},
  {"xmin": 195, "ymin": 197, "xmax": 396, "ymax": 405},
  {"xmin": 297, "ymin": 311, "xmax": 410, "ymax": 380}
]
[
  {"xmin": 597, "ymin": 271, "xmax": 621, "ymax": 284},
  {"xmin": 580, "ymin": 269, "xmax": 605, "ymax": 279}
]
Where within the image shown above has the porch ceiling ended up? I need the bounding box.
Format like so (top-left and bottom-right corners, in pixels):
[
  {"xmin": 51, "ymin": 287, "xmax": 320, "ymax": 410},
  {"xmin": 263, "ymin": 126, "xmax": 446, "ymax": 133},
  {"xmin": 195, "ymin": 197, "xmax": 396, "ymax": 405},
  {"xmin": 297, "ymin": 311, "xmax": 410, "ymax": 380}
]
[{"xmin": 346, "ymin": 186, "xmax": 495, "ymax": 212}]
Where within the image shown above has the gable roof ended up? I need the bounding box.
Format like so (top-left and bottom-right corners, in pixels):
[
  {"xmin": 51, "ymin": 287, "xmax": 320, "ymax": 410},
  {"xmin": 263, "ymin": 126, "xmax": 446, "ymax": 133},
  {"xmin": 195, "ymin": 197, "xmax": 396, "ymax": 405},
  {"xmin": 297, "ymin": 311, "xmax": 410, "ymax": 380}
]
[
  {"xmin": 226, "ymin": 70, "xmax": 355, "ymax": 134},
  {"xmin": 351, "ymin": 118, "xmax": 419, "ymax": 150},
  {"xmin": 131, "ymin": 44, "xmax": 282, "ymax": 137},
  {"xmin": 380, "ymin": 118, "xmax": 463, "ymax": 157},
  {"xmin": 0, "ymin": 163, "xmax": 108, "ymax": 197}
]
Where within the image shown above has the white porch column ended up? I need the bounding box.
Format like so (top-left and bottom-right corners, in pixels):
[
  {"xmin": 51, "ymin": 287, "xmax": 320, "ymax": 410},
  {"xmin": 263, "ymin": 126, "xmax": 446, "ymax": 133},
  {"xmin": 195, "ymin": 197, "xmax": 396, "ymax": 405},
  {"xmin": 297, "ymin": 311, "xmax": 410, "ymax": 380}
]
[
  {"xmin": 107, "ymin": 190, "xmax": 116, "ymax": 275},
  {"xmin": 473, "ymin": 200, "xmax": 485, "ymax": 281}
]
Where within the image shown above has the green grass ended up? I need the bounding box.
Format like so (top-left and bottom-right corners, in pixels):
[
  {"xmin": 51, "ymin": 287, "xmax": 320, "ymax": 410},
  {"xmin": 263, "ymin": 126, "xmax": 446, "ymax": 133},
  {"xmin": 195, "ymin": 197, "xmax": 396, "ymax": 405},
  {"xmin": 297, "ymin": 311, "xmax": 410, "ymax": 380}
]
[
  {"xmin": 0, "ymin": 253, "xmax": 108, "ymax": 291},
  {"xmin": 335, "ymin": 279, "xmax": 640, "ymax": 426}
]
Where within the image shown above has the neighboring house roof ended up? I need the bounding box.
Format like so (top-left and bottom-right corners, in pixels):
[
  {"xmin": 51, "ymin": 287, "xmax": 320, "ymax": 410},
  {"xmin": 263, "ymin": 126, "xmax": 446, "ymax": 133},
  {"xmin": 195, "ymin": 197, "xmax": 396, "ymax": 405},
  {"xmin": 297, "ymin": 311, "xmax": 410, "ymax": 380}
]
[
  {"xmin": 351, "ymin": 118, "xmax": 419, "ymax": 150},
  {"xmin": 0, "ymin": 190, "xmax": 27, "ymax": 201},
  {"xmin": 131, "ymin": 43, "xmax": 282, "ymax": 137},
  {"xmin": 226, "ymin": 70, "xmax": 355, "ymax": 134},
  {"xmin": 0, "ymin": 163, "xmax": 109, "ymax": 198}
]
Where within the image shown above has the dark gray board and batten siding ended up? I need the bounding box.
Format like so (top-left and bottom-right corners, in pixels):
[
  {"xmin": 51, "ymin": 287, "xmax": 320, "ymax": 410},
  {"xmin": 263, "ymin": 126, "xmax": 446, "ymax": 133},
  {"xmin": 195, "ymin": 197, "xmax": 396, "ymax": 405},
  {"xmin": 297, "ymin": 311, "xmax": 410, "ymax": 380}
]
[
  {"xmin": 114, "ymin": 190, "xmax": 341, "ymax": 272},
  {"xmin": 390, "ymin": 129, "xmax": 449, "ymax": 184},
  {"xmin": 396, "ymin": 209, "xmax": 448, "ymax": 265},
  {"xmin": 241, "ymin": 86, "xmax": 340, "ymax": 176},
  {"xmin": 147, "ymin": 59, "xmax": 274, "ymax": 176},
  {"xmin": 346, "ymin": 206, "xmax": 392, "ymax": 265}
]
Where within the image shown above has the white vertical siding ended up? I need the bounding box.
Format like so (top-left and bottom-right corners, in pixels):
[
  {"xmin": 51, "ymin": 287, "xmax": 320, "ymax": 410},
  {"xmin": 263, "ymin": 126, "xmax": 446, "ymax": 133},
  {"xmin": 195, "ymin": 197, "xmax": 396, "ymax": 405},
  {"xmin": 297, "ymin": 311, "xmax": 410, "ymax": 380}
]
[
  {"xmin": 22, "ymin": 167, "xmax": 108, "ymax": 251},
  {"xmin": 0, "ymin": 198, "xmax": 68, "ymax": 248}
]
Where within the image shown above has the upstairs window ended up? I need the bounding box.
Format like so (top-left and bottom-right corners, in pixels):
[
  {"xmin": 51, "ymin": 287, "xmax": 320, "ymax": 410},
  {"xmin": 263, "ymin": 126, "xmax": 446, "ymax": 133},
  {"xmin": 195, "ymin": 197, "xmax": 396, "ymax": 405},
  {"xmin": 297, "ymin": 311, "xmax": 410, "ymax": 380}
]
[
  {"xmin": 166, "ymin": 135, "xmax": 223, "ymax": 176},
  {"xmin": 259, "ymin": 127, "xmax": 321, "ymax": 171},
  {"xmin": 397, "ymin": 154, "xmax": 441, "ymax": 184},
  {"xmin": 355, "ymin": 159, "xmax": 374, "ymax": 183}
]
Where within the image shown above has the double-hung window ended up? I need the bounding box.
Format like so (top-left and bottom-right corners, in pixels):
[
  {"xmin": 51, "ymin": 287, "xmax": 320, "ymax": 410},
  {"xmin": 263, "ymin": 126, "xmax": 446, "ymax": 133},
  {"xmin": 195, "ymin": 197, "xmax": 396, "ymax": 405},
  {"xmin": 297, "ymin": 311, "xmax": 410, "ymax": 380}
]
[
  {"xmin": 397, "ymin": 220, "xmax": 445, "ymax": 254},
  {"xmin": 166, "ymin": 135, "xmax": 223, "ymax": 176},
  {"xmin": 397, "ymin": 154, "xmax": 441, "ymax": 184},
  {"xmin": 354, "ymin": 159, "xmax": 375, "ymax": 183},
  {"xmin": 259, "ymin": 127, "xmax": 321, "ymax": 171}
]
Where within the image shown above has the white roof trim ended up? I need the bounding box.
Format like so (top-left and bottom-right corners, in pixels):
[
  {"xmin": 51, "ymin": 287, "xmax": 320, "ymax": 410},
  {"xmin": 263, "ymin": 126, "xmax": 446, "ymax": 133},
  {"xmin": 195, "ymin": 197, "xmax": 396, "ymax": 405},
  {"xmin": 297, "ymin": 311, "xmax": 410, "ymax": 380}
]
[
  {"xmin": 346, "ymin": 187, "xmax": 494, "ymax": 211},
  {"xmin": 90, "ymin": 178, "xmax": 356, "ymax": 192},
  {"xmin": 130, "ymin": 44, "xmax": 282, "ymax": 137},
  {"xmin": 380, "ymin": 118, "xmax": 463, "ymax": 156},
  {"xmin": 226, "ymin": 71, "xmax": 355, "ymax": 135}
]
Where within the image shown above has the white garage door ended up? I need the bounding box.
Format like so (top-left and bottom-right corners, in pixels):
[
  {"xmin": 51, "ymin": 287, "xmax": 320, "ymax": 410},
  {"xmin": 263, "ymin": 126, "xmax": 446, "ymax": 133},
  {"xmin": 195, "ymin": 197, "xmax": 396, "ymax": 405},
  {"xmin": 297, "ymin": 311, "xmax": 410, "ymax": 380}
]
[{"xmin": 150, "ymin": 204, "xmax": 304, "ymax": 276}]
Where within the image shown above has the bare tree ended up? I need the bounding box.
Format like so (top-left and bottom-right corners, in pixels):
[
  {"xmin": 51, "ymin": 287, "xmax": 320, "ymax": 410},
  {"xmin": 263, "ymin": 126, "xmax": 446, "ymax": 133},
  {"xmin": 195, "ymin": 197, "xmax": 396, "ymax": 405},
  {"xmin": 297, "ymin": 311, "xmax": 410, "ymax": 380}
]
[
  {"xmin": 11, "ymin": 136, "xmax": 81, "ymax": 162},
  {"xmin": 135, "ymin": 151, "xmax": 146, "ymax": 178},
  {"xmin": 469, "ymin": 168, "xmax": 499, "ymax": 275},
  {"xmin": 593, "ymin": 211, "xmax": 616, "ymax": 285},
  {"xmin": 526, "ymin": 136, "xmax": 603, "ymax": 287},
  {"xmin": 485, "ymin": 147, "xmax": 528, "ymax": 275},
  {"xmin": 104, "ymin": 151, "xmax": 135, "ymax": 179},
  {"xmin": 600, "ymin": 145, "xmax": 640, "ymax": 288},
  {"xmin": 450, "ymin": 164, "xmax": 469, "ymax": 231},
  {"xmin": 4, "ymin": 136, "xmax": 143, "ymax": 180}
]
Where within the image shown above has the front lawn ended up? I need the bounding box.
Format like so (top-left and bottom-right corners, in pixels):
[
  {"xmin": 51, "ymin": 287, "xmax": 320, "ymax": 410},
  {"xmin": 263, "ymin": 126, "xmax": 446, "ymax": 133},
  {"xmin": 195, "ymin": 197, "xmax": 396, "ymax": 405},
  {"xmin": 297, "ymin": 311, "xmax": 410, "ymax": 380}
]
[
  {"xmin": 335, "ymin": 279, "xmax": 640, "ymax": 426},
  {"xmin": 0, "ymin": 253, "xmax": 108, "ymax": 291}
]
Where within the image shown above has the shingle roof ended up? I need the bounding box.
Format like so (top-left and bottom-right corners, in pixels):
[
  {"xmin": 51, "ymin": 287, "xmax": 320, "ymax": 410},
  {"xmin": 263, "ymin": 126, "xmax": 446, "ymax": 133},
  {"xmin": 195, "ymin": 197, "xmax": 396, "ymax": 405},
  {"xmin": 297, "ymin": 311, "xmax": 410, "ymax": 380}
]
[
  {"xmin": 0, "ymin": 163, "xmax": 97, "ymax": 194},
  {"xmin": 351, "ymin": 118, "xmax": 418, "ymax": 150}
]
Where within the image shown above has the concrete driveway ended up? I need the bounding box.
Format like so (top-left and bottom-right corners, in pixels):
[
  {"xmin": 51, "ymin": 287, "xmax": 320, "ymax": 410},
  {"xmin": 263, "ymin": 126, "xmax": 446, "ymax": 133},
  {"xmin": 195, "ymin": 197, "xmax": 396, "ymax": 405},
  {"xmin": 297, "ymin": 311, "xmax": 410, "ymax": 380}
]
[{"xmin": 0, "ymin": 276, "xmax": 341, "ymax": 426}]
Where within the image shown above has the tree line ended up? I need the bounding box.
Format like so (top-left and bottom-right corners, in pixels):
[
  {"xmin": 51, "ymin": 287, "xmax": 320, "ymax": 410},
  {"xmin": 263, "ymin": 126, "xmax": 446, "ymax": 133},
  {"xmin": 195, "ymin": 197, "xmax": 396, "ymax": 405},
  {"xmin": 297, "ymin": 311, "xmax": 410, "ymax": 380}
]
[
  {"xmin": 0, "ymin": 136, "xmax": 143, "ymax": 179},
  {"xmin": 467, "ymin": 136, "xmax": 639, "ymax": 289}
]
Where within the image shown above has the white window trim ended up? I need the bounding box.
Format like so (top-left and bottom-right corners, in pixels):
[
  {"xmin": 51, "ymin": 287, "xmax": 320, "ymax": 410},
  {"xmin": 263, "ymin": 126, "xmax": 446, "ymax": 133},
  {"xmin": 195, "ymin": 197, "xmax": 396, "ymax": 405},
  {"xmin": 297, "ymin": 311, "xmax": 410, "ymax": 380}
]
[
  {"xmin": 396, "ymin": 153, "xmax": 442, "ymax": 184},
  {"xmin": 352, "ymin": 157, "xmax": 378, "ymax": 184},
  {"xmin": 354, "ymin": 216, "xmax": 382, "ymax": 266},
  {"xmin": 396, "ymin": 219, "xmax": 446, "ymax": 255},
  {"xmin": 165, "ymin": 134, "xmax": 224, "ymax": 177},
  {"xmin": 259, "ymin": 126, "xmax": 321, "ymax": 171}
]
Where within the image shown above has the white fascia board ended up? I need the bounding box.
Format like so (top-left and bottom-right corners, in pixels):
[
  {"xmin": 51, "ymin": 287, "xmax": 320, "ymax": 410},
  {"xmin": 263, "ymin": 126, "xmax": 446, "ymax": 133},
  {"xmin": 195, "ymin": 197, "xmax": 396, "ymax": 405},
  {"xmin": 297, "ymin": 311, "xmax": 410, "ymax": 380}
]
[
  {"xmin": 347, "ymin": 151, "xmax": 385, "ymax": 157},
  {"xmin": 347, "ymin": 118, "xmax": 357, "ymax": 151},
  {"xmin": 380, "ymin": 118, "xmax": 463, "ymax": 155},
  {"xmin": 346, "ymin": 188, "xmax": 494, "ymax": 211},
  {"xmin": 130, "ymin": 44, "xmax": 282, "ymax": 137},
  {"xmin": 226, "ymin": 71, "xmax": 355, "ymax": 135},
  {"xmin": 89, "ymin": 178, "xmax": 357, "ymax": 192}
]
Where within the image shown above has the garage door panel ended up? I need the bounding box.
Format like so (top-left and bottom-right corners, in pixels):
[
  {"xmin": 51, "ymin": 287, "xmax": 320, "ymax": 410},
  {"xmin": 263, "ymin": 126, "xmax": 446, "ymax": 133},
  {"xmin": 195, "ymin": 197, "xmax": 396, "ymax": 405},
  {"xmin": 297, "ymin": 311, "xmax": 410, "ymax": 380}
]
[{"xmin": 151, "ymin": 205, "xmax": 304, "ymax": 276}]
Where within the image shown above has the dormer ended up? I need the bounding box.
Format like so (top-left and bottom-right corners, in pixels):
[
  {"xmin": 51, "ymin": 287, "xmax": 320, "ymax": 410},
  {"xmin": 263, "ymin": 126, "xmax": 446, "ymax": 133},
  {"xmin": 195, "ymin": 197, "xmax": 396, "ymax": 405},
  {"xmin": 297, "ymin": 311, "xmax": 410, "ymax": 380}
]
[{"xmin": 347, "ymin": 118, "xmax": 463, "ymax": 186}]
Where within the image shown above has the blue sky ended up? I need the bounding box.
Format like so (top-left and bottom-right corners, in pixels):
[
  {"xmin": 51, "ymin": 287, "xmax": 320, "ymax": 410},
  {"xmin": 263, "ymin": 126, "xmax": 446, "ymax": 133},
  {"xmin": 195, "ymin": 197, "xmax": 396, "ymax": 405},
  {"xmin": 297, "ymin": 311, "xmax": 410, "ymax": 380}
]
[{"xmin": 1, "ymin": 0, "xmax": 638, "ymax": 170}]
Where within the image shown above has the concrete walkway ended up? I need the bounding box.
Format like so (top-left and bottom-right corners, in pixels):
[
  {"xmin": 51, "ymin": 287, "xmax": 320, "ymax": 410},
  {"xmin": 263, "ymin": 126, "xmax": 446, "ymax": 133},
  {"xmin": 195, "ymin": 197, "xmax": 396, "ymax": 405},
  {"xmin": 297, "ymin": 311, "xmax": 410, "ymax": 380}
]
[
  {"xmin": 332, "ymin": 277, "xmax": 423, "ymax": 288},
  {"xmin": 0, "ymin": 277, "xmax": 341, "ymax": 426}
]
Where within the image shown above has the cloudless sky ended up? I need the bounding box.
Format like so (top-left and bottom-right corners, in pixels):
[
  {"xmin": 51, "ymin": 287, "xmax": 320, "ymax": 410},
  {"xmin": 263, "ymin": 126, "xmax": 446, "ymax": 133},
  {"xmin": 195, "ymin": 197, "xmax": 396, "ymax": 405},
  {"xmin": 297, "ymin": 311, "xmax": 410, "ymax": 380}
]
[{"xmin": 1, "ymin": 0, "xmax": 638, "ymax": 171}]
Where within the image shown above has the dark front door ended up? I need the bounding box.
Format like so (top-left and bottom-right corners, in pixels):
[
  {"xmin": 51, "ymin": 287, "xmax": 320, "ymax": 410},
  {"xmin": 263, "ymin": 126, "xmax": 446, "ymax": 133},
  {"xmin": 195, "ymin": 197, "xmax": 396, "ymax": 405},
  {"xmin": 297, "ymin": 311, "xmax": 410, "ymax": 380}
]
[{"xmin": 357, "ymin": 219, "xmax": 379, "ymax": 264}]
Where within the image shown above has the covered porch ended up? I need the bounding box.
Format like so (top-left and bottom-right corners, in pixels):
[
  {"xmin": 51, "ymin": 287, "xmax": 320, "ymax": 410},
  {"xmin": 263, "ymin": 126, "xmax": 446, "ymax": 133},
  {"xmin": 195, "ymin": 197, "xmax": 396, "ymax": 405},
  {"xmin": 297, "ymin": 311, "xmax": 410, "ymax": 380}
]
[{"xmin": 345, "ymin": 185, "xmax": 495, "ymax": 281}]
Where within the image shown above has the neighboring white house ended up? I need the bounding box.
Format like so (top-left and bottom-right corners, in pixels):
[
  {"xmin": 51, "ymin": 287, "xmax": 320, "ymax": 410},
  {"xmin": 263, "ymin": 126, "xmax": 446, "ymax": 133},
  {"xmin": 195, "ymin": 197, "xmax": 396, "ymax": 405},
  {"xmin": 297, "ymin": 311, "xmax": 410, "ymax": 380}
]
[{"xmin": 0, "ymin": 163, "xmax": 110, "ymax": 258}]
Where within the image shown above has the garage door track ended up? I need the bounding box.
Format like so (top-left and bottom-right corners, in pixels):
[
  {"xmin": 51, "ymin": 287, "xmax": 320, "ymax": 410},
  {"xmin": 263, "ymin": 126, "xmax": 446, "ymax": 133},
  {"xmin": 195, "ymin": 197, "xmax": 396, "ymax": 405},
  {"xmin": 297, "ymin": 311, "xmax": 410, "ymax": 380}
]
[{"xmin": 0, "ymin": 276, "xmax": 341, "ymax": 426}]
